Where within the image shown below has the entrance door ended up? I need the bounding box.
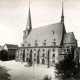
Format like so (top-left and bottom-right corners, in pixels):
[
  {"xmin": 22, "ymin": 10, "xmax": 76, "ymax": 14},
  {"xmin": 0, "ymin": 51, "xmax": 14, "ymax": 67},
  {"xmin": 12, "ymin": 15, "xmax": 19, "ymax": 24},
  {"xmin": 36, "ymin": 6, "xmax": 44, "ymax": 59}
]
[{"xmin": 42, "ymin": 59, "xmax": 45, "ymax": 64}]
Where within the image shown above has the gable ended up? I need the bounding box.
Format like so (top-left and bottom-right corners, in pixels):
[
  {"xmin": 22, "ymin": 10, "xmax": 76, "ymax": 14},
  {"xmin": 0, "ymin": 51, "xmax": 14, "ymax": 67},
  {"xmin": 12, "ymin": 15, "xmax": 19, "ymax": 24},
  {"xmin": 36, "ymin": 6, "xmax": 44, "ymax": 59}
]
[
  {"xmin": 3, "ymin": 45, "xmax": 8, "ymax": 50},
  {"xmin": 63, "ymin": 32, "xmax": 77, "ymax": 44}
]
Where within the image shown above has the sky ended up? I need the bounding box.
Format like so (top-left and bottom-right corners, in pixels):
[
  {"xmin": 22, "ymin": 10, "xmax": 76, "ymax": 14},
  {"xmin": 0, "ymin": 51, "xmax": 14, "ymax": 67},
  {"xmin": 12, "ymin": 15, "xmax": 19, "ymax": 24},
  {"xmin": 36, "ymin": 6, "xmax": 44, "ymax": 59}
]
[{"xmin": 0, "ymin": 0, "xmax": 80, "ymax": 46}]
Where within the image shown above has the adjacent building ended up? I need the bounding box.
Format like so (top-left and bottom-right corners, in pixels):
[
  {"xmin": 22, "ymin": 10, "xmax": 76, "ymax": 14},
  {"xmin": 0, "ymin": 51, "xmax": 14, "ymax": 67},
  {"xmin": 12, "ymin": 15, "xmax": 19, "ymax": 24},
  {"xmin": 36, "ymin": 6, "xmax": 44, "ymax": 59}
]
[{"xmin": 3, "ymin": 44, "xmax": 18, "ymax": 60}]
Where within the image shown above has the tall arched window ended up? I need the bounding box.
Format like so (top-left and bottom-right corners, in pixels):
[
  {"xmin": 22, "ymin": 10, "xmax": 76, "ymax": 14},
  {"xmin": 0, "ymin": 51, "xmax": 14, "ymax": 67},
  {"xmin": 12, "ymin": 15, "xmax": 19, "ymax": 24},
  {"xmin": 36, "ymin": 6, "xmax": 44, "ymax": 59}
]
[
  {"xmin": 52, "ymin": 54, "xmax": 55, "ymax": 58},
  {"xmin": 34, "ymin": 53, "xmax": 36, "ymax": 57},
  {"xmin": 42, "ymin": 53, "xmax": 45, "ymax": 57}
]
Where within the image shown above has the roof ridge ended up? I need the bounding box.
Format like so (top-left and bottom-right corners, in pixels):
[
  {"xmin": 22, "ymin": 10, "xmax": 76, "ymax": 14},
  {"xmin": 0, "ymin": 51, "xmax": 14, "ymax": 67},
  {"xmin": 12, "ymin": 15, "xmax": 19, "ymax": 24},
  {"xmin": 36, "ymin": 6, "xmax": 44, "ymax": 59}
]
[{"xmin": 32, "ymin": 22, "xmax": 62, "ymax": 30}]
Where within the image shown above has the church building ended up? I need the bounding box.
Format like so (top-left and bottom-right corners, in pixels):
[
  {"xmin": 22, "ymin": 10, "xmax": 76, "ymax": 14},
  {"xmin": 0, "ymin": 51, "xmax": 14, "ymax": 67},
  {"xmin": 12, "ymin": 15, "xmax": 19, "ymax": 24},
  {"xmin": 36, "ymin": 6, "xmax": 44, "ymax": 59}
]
[{"xmin": 15, "ymin": 3, "xmax": 78, "ymax": 67}]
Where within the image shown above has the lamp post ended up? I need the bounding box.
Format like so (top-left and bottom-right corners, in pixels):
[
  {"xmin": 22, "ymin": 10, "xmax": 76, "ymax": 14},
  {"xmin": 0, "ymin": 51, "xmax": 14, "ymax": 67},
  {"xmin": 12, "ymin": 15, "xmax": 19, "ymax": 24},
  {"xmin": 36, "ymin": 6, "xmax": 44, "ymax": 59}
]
[{"xmin": 32, "ymin": 58, "xmax": 35, "ymax": 80}]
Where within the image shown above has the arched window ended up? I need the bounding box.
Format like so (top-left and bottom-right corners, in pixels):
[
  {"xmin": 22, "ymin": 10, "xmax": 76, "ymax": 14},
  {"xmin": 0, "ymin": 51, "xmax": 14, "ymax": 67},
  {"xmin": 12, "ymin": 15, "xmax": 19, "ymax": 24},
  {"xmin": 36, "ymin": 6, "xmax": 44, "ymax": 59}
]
[
  {"xmin": 27, "ymin": 53, "xmax": 29, "ymax": 56},
  {"xmin": 34, "ymin": 53, "xmax": 36, "ymax": 57},
  {"xmin": 42, "ymin": 40, "xmax": 46, "ymax": 46},
  {"xmin": 52, "ymin": 54, "xmax": 55, "ymax": 58}
]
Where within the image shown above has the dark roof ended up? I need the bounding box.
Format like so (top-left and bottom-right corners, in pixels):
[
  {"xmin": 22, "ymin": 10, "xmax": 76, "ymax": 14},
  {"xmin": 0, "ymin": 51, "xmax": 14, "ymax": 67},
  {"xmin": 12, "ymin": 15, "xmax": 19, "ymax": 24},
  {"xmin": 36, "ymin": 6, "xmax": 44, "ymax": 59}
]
[
  {"xmin": 24, "ymin": 22, "xmax": 65, "ymax": 46},
  {"xmin": 5, "ymin": 44, "xmax": 18, "ymax": 49},
  {"xmin": 63, "ymin": 32, "xmax": 77, "ymax": 44}
]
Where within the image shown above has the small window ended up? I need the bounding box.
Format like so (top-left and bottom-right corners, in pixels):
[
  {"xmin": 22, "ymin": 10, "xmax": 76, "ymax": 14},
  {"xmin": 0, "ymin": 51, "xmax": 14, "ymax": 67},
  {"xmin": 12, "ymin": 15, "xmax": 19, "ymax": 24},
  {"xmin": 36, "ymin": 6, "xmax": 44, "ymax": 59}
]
[
  {"xmin": 54, "ymin": 42, "xmax": 56, "ymax": 45},
  {"xmin": 27, "ymin": 43, "xmax": 30, "ymax": 46},
  {"xmin": 34, "ymin": 49, "xmax": 36, "ymax": 51},
  {"xmin": 53, "ymin": 60, "xmax": 55, "ymax": 63},
  {"xmin": 42, "ymin": 49, "xmax": 45, "ymax": 52},
  {"xmin": 20, "ymin": 53, "xmax": 22, "ymax": 56},
  {"xmin": 52, "ymin": 49, "xmax": 55, "ymax": 52},
  {"xmin": 44, "ymin": 40, "xmax": 46, "ymax": 42},
  {"xmin": 35, "ymin": 40, "xmax": 37, "ymax": 42},
  {"xmin": 27, "ymin": 53, "xmax": 29, "ymax": 56},
  {"xmin": 34, "ymin": 43, "xmax": 38, "ymax": 46},
  {"xmin": 34, "ymin": 53, "xmax": 36, "ymax": 57},
  {"xmin": 34, "ymin": 59, "xmax": 36, "ymax": 61},
  {"xmin": 54, "ymin": 39, "xmax": 56, "ymax": 41}
]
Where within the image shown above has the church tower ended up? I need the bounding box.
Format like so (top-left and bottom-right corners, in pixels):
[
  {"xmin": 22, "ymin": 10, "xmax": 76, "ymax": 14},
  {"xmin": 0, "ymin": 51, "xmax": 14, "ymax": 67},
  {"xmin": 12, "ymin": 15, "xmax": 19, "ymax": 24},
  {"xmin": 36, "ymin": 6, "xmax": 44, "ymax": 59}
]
[
  {"xmin": 23, "ymin": 2, "xmax": 32, "ymax": 45},
  {"xmin": 61, "ymin": 2, "xmax": 64, "ymax": 23}
]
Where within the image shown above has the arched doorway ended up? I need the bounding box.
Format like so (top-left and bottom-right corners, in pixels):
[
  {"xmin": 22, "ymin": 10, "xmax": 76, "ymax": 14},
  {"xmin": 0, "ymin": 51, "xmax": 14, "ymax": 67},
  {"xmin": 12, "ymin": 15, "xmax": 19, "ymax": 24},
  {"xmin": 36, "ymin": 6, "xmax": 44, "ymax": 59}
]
[{"xmin": 42, "ymin": 59, "xmax": 45, "ymax": 64}]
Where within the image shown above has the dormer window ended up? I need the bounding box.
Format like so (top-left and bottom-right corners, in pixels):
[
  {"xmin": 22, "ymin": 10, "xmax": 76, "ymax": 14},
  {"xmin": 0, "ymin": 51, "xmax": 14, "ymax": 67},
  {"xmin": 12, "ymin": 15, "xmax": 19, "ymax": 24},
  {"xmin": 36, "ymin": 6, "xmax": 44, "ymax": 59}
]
[
  {"xmin": 27, "ymin": 43, "xmax": 30, "ymax": 46},
  {"xmin": 34, "ymin": 40, "xmax": 38, "ymax": 46},
  {"xmin": 43, "ymin": 40, "xmax": 46, "ymax": 46},
  {"xmin": 52, "ymin": 39, "xmax": 56, "ymax": 46}
]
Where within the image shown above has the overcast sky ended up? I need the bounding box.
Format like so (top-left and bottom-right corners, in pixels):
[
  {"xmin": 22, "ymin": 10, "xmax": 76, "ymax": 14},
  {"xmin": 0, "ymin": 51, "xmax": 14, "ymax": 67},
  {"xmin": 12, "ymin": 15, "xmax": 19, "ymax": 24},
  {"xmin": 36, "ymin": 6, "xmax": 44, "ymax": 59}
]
[{"xmin": 0, "ymin": 0, "xmax": 80, "ymax": 46}]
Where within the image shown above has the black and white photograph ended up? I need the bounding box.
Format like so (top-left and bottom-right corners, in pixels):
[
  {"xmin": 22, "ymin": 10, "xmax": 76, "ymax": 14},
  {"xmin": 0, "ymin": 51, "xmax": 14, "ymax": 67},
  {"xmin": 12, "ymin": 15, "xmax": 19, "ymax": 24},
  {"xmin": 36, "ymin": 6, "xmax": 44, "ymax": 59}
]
[{"xmin": 0, "ymin": 0, "xmax": 80, "ymax": 80}]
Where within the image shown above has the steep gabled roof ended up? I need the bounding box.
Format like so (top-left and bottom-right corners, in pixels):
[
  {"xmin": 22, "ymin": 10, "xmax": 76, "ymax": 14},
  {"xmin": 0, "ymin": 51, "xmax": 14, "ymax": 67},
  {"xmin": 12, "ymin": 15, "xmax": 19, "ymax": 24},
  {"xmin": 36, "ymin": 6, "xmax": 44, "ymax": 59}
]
[
  {"xmin": 63, "ymin": 32, "xmax": 77, "ymax": 44},
  {"xmin": 24, "ymin": 22, "xmax": 65, "ymax": 46},
  {"xmin": 5, "ymin": 44, "xmax": 18, "ymax": 49}
]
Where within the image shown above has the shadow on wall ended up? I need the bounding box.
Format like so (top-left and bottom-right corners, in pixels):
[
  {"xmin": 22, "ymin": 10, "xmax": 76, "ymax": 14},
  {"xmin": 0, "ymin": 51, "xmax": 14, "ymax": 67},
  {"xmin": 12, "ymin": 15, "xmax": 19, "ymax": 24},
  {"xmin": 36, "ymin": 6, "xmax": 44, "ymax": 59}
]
[{"xmin": 0, "ymin": 66, "xmax": 11, "ymax": 80}]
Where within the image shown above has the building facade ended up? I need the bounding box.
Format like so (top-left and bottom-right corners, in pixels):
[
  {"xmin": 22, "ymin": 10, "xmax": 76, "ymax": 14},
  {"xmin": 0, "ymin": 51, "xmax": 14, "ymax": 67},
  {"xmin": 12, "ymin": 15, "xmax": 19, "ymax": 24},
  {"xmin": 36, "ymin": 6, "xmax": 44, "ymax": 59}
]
[{"xmin": 15, "ymin": 3, "xmax": 78, "ymax": 67}]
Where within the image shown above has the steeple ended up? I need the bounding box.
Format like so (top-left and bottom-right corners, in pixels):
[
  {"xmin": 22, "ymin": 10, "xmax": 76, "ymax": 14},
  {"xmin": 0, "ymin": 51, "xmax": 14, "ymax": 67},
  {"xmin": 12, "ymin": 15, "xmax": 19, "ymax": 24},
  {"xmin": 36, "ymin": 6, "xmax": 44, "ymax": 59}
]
[
  {"xmin": 61, "ymin": 2, "xmax": 64, "ymax": 23},
  {"xmin": 26, "ymin": 1, "xmax": 32, "ymax": 32}
]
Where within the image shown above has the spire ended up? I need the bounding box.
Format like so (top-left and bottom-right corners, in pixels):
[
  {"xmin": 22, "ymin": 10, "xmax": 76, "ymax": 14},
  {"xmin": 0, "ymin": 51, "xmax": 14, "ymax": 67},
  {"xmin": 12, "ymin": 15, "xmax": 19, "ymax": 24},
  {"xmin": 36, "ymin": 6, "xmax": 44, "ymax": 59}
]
[
  {"xmin": 61, "ymin": 1, "xmax": 64, "ymax": 23},
  {"xmin": 26, "ymin": 1, "xmax": 32, "ymax": 31}
]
